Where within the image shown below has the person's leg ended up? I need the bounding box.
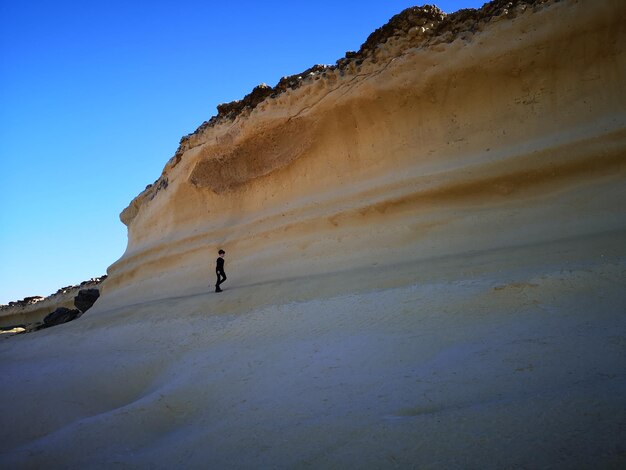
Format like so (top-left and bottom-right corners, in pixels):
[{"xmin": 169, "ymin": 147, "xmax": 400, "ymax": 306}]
[{"xmin": 216, "ymin": 271, "xmax": 226, "ymax": 291}]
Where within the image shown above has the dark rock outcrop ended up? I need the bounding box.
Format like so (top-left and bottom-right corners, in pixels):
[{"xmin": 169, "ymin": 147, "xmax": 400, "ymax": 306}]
[
  {"xmin": 74, "ymin": 289, "xmax": 100, "ymax": 313},
  {"xmin": 41, "ymin": 307, "xmax": 81, "ymax": 328}
]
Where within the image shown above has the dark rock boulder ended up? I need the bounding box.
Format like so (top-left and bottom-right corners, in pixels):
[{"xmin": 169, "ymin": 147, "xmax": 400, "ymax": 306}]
[
  {"xmin": 74, "ymin": 289, "xmax": 100, "ymax": 313},
  {"xmin": 42, "ymin": 307, "xmax": 81, "ymax": 328}
]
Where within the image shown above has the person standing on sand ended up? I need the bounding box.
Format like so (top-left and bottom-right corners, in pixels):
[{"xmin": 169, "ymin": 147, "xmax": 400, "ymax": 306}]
[{"xmin": 215, "ymin": 249, "xmax": 227, "ymax": 293}]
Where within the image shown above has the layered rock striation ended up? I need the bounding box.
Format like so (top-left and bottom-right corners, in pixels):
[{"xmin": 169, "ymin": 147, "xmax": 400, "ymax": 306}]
[{"xmin": 103, "ymin": 0, "xmax": 626, "ymax": 310}]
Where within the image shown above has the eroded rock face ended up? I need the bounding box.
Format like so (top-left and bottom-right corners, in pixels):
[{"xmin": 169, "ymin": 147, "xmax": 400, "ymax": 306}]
[
  {"xmin": 172, "ymin": 1, "xmax": 556, "ymax": 148},
  {"xmin": 120, "ymin": 0, "xmax": 572, "ymax": 229},
  {"xmin": 188, "ymin": 117, "xmax": 315, "ymax": 193},
  {"xmin": 120, "ymin": 0, "xmax": 559, "ymax": 212},
  {"xmin": 104, "ymin": 0, "xmax": 626, "ymax": 311}
]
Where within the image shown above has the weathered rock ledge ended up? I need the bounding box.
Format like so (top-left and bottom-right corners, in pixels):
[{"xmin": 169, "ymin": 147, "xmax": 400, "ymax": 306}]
[
  {"xmin": 121, "ymin": 0, "xmax": 560, "ymax": 226},
  {"xmin": 0, "ymin": 276, "xmax": 106, "ymax": 333},
  {"xmin": 179, "ymin": 0, "xmax": 558, "ymax": 148}
]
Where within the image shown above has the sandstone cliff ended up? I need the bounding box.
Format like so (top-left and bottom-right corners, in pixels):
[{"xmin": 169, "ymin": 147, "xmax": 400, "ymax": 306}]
[
  {"xmin": 101, "ymin": 0, "xmax": 626, "ymax": 310},
  {"xmin": 1, "ymin": 1, "xmax": 625, "ymax": 468}
]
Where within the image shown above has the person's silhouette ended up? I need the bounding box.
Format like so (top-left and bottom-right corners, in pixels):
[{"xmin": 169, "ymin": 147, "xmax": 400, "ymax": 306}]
[{"xmin": 215, "ymin": 249, "xmax": 226, "ymax": 293}]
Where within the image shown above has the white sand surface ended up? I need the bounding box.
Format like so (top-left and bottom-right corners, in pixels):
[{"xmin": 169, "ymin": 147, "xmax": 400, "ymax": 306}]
[{"xmin": 1, "ymin": 233, "xmax": 625, "ymax": 468}]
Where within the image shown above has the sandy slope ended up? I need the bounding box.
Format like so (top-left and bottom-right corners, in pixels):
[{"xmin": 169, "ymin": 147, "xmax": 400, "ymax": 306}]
[
  {"xmin": 1, "ymin": 0, "xmax": 626, "ymax": 467},
  {"xmin": 1, "ymin": 233, "xmax": 625, "ymax": 468}
]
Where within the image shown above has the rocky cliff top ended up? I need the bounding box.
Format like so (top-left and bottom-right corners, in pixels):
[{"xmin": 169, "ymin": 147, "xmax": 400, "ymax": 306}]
[
  {"xmin": 122, "ymin": 0, "xmax": 560, "ymax": 226},
  {"xmin": 173, "ymin": 0, "xmax": 557, "ymax": 157},
  {"xmin": 1, "ymin": 276, "xmax": 107, "ymax": 311}
]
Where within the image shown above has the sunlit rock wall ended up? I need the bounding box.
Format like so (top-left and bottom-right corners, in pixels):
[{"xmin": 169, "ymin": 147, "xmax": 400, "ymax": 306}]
[{"xmin": 100, "ymin": 0, "xmax": 626, "ymax": 310}]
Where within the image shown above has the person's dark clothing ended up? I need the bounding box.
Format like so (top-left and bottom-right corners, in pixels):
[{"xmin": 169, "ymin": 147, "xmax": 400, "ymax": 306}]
[{"xmin": 215, "ymin": 257, "xmax": 226, "ymax": 290}]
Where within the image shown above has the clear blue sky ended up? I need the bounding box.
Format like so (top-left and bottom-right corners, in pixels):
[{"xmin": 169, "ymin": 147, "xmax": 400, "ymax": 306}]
[{"xmin": 0, "ymin": 1, "xmax": 484, "ymax": 304}]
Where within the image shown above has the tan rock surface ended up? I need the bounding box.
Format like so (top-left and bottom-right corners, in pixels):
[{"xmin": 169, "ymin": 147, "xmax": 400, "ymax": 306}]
[
  {"xmin": 101, "ymin": 0, "xmax": 626, "ymax": 311},
  {"xmin": 1, "ymin": 0, "xmax": 625, "ymax": 467}
]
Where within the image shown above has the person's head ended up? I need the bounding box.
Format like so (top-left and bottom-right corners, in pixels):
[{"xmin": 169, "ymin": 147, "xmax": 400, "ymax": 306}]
[{"xmin": 218, "ymin": 249, "xmax": 225, "ymax": 257}]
